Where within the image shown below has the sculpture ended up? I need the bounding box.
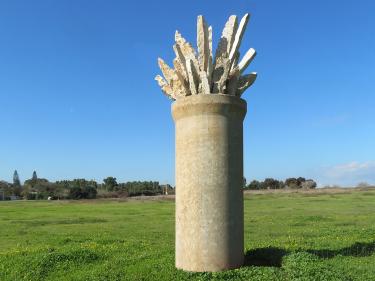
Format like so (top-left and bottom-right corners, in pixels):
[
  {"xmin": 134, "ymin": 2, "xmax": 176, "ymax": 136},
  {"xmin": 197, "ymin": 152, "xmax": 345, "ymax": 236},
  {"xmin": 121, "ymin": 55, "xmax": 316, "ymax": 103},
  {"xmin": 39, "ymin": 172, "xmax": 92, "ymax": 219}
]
[
  {"xmin": 156, "ymin": 14, "xmax": 257, "ymax": 272},
  {"xmin": 155, "ymin": 13, "xmax": 256, "ymax": 99}
]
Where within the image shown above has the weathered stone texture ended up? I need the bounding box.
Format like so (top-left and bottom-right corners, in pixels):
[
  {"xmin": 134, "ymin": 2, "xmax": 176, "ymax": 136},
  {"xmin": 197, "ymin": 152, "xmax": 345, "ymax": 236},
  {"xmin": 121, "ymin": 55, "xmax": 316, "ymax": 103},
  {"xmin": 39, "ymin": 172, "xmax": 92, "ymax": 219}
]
[
  {"xmin": 172, "ymin": 94, "xmax": 246, "ymax": 272},
  {"xmin": 156, "ymin": 14, "xmax": 257, "ymax": 100}
]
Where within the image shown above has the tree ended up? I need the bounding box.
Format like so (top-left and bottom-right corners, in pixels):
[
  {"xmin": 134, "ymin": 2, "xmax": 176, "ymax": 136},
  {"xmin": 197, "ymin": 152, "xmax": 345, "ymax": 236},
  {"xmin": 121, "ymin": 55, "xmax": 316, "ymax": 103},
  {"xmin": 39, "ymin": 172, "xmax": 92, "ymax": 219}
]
[
  {"xmin": 301, "ymin": 180, "xmax": 317, "ymax": 189},
  {"xmin": 103, "ymin": 177, "xmax": 118, "ymax": 191},
  {"xmin": 297, "ymin": 177, "xmax": 306, "ymax": 187},
  {"xmin": 81, "ymin": 186, "xmax": 97, "ymax": 199},
  {"xmin": 0, "ymin": 181, "xmax": 11, "ymax": 200},
  {"xmin": 68, "ymin": 185, "xmax": 97, "ymax": 199},
  {"xmin": 13, "ymin": 170, "xmax": 21, "ymax": 187},
  {"xmin": 285, "ymin": 178, "xmax": 299, "ymax": 189},
  {"xmin": 247, "ymin": 180, "xmax": 261, "ymax": 190},
  {"xmin": 32, "ymin": 171, "xmax": 38, "ymax": 181},
  {"xmin": 357, "ymin": 182, "xmax": 369, "ymax": 188},
  {"xmin": 263, "ymin": 178, "xmax": 282, "ymax": 189},
  {"xmin": 69, "ymin": 186, "xmax": 83, "ymax": 199}
]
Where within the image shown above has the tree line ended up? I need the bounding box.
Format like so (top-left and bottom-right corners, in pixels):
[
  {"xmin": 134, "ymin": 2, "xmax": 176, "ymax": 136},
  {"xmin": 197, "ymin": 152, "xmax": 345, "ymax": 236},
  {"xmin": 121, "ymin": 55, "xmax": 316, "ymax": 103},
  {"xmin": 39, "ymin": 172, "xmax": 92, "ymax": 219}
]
[
  {"xmin": 244, "ymin": 177, "xmax": 317, "ymax": 190},
  {"xmin": 0, "ymin": 170, "xmax": 173, "ymax": 200},
  {"xmin": 0, "ymin": 170, "xmax": 318, "ymax": 200}
]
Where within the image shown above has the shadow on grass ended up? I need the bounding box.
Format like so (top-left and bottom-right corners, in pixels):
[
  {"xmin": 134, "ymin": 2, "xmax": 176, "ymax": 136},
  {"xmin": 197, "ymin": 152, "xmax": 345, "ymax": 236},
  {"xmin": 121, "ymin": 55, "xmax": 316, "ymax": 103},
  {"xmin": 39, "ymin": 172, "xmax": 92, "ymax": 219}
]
[
  {"xmin": 244, "ymin": 247, "xmax": 286, "ymax": 267},
  {"xmin": 243, "ymin": 241, "xmax": 375, "ymax": 267},
  {"xmin": 309, "ymin": 241, "xmax": 375, "ymax": 258}
]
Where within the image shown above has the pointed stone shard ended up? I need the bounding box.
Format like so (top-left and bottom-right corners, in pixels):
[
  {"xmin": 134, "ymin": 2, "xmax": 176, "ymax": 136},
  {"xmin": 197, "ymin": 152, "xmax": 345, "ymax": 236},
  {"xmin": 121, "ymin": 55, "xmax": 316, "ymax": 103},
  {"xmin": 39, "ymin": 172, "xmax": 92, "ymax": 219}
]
[
  {"xmin": 186, "ymin": 59, "xmax": 200, "ymax": 95},
  {"xmin": 171, "ymin": 72, "xmax": 188, "ymax": 98},
  {"xmin": 238, "ymin": 48, "xmax": 256, "ymax": 74},
  {"xmin": 229, "ymin": 13, "xmax": 250, "ymax": 63},
  {"xmin": 197, "ymin": 15, "xmax": 210, "ymax": 73},
  {"xmin": 207, "ymin": 25, "xmax": 213, "ymax": 86},
  {"xmin": 175, "ymin": 30, "xmax": 196, "ymax": 60},
  {"xmin": 214, "ymin": 15, "xmax": 238, "ymax": 67},
  {"xmin": 155, "ymin": 75, "xmax": 174, "ymax": 99},
  {"xmin": 175, "ymin": 30, "xmax": 201, "ymax": 89},
  {"xmin": 158, "ymin": 58, "xmax": 175, "ymax": 85},
  {"xmin": 158, "ymin": 58, "xmax": 187, "ymax": 98},
  {"xmin": 222, "ymin": 15, "xmax": 238, "ymax": 54},
  {"xmin": 173, "ymin": 58, "xmax": 190, "ymax": 95},
  {"xmin": 212, "ymin": 16, "xmax": 238, "ymax": 93},
  {"xmin": 211, "ymin": 55, "xmax": 231, "ymax": 93},
  {"xmin": 226, "ymin": 66, "xmax": 240, "ymax": 96},
  {"xmin": 199, "ymin": 71, "xmax": 210, "ymax": 94},
  {"xmin": 231, "ymin": 52, "xmax": 240, "ymax": 71},
  {"xmin": 173, "ymin": 44, "xmax": 188, "ymax": 81},
  {"xmin": 236, "ymin": 72, "xmax": 257, "ymax": 96}
]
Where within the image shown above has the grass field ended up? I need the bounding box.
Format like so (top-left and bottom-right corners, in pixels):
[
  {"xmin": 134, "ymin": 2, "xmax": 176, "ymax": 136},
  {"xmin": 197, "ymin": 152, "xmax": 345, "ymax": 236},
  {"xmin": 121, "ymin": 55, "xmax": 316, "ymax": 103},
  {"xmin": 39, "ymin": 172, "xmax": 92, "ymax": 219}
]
[{"xmin": 1, "ymin": 190, "xmax": 375, "ymax": 280}]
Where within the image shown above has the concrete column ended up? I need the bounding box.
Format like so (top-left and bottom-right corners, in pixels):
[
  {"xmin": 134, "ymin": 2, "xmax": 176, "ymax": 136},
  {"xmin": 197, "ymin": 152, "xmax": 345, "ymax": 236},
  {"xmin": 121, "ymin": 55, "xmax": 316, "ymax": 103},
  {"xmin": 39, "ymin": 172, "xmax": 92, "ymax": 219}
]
[{"xmin": 172, "ymin": 94, "xmax": 247, "ymax": 272}]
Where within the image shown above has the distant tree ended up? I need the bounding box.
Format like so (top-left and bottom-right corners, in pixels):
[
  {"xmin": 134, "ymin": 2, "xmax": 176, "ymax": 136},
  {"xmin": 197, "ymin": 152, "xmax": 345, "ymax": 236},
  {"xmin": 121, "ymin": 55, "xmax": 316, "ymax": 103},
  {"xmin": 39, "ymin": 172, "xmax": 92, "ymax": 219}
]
[
  {"xmin": 247, "ymin": 180, "xmax": 261, "ymax": 190},
  {"xmin": 0, "ymin": 181, "xmax": 11, "ymax": 200},
  {"xmin": 32, "ymin": 171, "xmax": 38, "ymax": 181},
  {"xmin": 301, "ymin": 180, "xmax": 317, "ymax": 189},
  {"xmin": 69, "ymin": 186, "xmax": 83, "ymax": 199},
  {"xmin": 297, "ymin": 177, "xmax": 306, "ymax": 187},
  {"xmin": 81, "ymin": 186, "xmax": 97, "ymax": 199},
  {"xmin": 263, "ymin": 178, "xmax": 282, "ymax": 189},
  {"xmin": 68, "ymin": 185, "xmax": 97, "ymax": 199},
  {"xmin": 285, "ymin": 178, "xmax": 299, "ymax": 189},
  {"xmin": 103, "ymin": 177, "xmax": 118, "ymax": 191},
  {"xmin": 357, "ymin": 182, "xmax": 369, "ymax": 188},
  {"xmin": 243, "ymin": 177, "xmax": 247, "ymax": 189},
  {"xmin": 13, "ymin": 170, "xmax": 21, "ymax": 187}
]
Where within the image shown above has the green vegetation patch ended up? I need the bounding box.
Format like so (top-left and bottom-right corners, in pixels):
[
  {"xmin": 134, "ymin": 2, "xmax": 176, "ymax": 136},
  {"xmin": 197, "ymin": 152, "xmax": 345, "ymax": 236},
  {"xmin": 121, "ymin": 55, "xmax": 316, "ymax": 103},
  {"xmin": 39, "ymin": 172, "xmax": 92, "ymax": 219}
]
[{"xmin": 1, "ymin": 190, "xmax": 375, "ymax": 280}]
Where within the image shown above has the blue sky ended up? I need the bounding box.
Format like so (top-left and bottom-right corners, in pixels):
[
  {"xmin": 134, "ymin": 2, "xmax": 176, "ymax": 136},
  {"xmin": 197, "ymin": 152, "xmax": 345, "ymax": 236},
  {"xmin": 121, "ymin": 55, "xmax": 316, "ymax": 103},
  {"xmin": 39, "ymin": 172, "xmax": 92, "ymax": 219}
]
[{"xmin": 0, "ymin": 0, "xmax": 374, "ymax": 186}]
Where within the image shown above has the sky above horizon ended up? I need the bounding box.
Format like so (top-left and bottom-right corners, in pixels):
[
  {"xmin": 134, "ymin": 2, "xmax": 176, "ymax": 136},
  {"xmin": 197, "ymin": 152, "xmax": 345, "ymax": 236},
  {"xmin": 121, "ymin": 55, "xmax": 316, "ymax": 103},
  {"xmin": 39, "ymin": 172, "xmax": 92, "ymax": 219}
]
[{"xmin": 1, "ymin": 0, "xmax": 374, "ymax": 187}]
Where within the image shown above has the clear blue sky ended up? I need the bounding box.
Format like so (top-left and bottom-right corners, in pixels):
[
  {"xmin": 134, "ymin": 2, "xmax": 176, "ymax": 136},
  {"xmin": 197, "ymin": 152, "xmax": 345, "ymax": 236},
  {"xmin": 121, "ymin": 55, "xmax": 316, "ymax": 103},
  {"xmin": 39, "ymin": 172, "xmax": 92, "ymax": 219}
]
[{"xmin": 1, "ymin": 0, "xmax": 374, "ymax": 186}]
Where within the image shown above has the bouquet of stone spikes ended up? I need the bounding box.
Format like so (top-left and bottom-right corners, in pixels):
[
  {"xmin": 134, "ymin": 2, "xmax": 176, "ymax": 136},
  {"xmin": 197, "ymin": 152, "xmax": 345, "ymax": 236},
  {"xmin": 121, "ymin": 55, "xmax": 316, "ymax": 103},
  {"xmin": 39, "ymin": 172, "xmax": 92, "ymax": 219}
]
[{"xmin": 155, "ymin": 13, "xmax": 257, "ymax": 100}]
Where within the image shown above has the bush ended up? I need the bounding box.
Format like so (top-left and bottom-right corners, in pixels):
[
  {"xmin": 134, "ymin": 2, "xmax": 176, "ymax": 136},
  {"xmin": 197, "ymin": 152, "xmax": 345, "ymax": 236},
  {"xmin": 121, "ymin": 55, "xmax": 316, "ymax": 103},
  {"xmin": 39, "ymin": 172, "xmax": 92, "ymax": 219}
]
[{"xmin": 68, "ymin": 186, "xmax": 97, "ymax": 199}]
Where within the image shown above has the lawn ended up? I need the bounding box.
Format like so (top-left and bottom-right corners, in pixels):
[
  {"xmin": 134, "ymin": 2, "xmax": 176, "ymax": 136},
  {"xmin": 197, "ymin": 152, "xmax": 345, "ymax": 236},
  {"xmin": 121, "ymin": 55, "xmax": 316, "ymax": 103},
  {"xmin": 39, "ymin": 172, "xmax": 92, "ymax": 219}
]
[{"xmin": 1, "ymin": 190, "xmax": 375, "ymax": 280}]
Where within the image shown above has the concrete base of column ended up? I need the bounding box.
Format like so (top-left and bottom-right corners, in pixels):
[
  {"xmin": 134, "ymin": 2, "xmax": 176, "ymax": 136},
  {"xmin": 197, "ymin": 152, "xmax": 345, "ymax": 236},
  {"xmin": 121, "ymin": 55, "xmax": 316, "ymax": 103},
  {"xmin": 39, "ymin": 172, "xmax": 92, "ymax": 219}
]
[{"xmin": 172, "ymin": 94, "xmax": 247, "ymax": 272}]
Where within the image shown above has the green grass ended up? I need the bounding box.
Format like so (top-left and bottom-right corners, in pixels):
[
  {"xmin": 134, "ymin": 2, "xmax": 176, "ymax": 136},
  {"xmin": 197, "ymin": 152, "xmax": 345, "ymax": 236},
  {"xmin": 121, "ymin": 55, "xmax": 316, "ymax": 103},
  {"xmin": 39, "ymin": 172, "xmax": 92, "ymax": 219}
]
[{"xmin": 1, "ymin": 190, "xmax": 375, "ymax": 280}]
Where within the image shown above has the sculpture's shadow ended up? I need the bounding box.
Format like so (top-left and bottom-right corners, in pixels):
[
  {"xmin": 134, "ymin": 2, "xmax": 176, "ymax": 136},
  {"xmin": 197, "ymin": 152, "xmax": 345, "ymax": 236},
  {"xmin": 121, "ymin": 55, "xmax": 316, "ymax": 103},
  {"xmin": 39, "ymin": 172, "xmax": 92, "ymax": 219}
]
[
  {"xmin": 243, "ymin": 240, "xmax": 375, "ymax": 268},
  {"xmin": 244, "ymin": 247, "xmax": 286, "ymax": 267}
]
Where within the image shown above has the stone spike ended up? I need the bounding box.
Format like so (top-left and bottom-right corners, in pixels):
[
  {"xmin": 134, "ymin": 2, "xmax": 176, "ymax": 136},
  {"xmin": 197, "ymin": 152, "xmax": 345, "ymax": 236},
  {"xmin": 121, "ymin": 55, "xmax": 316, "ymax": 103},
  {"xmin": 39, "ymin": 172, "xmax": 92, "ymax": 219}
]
[
  {"xmin": 236, "ymin": 72, "xmax": 257, "ymax": 96},
  {"xmin": 223, "ymin": 15, "xmax": 238, "ymax": 53},
  {"xmin": 211, "ymin": 55, "xmax": 231, "ymax": 93},
  {"xmin": 226, "ymin": 67, "xmax": 240, "ymax": 96},
  {"xmin": 158, "ymin": 58, "xmax": 187, "ymax": 98},
  {"xmin": 197, "ymin": 15, "xmax": 210, "ymax": 73},
  {"xmin": 175, "ymin": 30, "xmax": 201, "ymax": 84},
  {"xmin": 173, "ymin": 44, "xmax": 188, "ymax": 77},
  {"xmin": 158, "ymin": 58, "xmax": 175, "ymax": 85},
  {"xmin": 230, "ymin": 52, "xmax": 240, "ymax": 71},
  {"xmin": 214, "ymin": 15, "xmax": 238, "ymax": 65},
  {"xmin": 186, "ymin": 59, "xmax": 199, "ymax": 95},
  {"xmin": 229, "ymin": 13, "xmax": 250, "ymax": 63},
  {"xmin": 175, "ymin": 30, "xmax": 196, "ymax": 58},
  {"xmin": 207, "ymin": 26, "xmax": 213, "ymax": 86},
  {"xmin": 173, "ymin": 58, "xmax": 190, "ymax": 95},
  {"xmin": 199, "ymin": 71, "xmax": 210, "ymax": 94},
  {"xmin": 238, "ymin": 48, "xmax": 256, "ymax": 74},
  {"xmin": 155, "ymin": 75, "xmax": 175, "ymax": 99},
  {"xmin": 212, "ymin": 16, "xmax": 238, "ymax": 92},
  {"xmin": 170, "ymin": 74, "xmax": 187, "ymax": 98},
  {"xmin": 229, "ymin": 65, "xmax": 240, "ymax": 79}
]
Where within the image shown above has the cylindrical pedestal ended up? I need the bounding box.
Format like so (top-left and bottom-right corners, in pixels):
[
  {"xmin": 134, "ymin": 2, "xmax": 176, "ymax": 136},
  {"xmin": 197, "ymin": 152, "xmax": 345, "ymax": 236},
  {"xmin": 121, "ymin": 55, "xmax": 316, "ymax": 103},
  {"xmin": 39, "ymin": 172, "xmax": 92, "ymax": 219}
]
[{"xmin": 172, "ymin": 94, "xmax": 247, "ymax": 272}]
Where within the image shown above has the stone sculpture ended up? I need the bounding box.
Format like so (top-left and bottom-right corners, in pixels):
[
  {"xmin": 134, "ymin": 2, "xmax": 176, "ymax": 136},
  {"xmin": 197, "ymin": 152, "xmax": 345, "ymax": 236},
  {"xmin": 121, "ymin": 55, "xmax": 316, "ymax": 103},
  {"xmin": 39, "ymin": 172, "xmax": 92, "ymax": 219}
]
[
  {"xmin": 156, "ymin": 14, "xmax": 257, "ymax": 272},
  {"xmin": 155, "ymin": 14, "xmax": 256, "ymax": 99}
]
